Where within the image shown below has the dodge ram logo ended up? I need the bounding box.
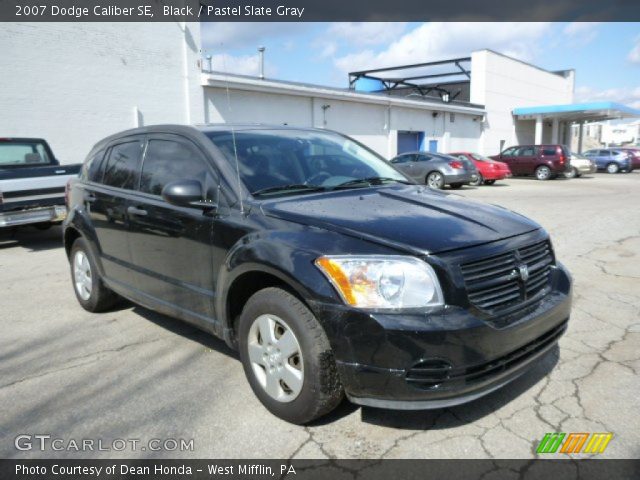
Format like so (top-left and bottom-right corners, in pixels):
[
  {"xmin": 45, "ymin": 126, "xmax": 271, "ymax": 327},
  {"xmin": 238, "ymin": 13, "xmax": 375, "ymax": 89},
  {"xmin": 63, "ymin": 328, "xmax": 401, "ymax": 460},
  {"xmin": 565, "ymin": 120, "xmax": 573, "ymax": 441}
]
[{"xmin": 518, "ymin": 264, "xmax": 530, "ymax": 282}]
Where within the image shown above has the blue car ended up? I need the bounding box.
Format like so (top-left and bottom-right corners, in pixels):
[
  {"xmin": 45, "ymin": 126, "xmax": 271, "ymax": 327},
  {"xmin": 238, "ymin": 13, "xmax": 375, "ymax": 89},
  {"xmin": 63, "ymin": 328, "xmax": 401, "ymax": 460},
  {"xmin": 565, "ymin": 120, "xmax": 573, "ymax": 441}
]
[{"xmin": 583, "ymin": 149, "xmax": 633, "ymax": 174}]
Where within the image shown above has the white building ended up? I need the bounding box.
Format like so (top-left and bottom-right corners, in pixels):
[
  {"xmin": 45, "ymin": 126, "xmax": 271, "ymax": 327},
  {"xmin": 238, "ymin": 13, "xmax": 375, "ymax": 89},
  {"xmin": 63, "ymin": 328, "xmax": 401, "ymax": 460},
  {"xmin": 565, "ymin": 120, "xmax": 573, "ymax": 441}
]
[
  {"xmin": 0, "ymin": 23, "xmax": 204, "ymax": 164},
  {"xmin": 2, "ymin": 24, "xmax": 638, "ymax": 164}
]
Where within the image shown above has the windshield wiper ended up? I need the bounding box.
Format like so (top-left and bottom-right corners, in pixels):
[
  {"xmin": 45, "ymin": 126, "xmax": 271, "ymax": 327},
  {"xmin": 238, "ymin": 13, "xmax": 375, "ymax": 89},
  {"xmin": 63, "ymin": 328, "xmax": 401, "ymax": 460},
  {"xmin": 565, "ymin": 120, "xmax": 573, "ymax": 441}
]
[
  {"xmin": 251, "ymin": 184, "xmax": 326, "ymax": 197},
  {"xmin": 332, "ymin": 177, "xmax": 411, "ymax": 189}
]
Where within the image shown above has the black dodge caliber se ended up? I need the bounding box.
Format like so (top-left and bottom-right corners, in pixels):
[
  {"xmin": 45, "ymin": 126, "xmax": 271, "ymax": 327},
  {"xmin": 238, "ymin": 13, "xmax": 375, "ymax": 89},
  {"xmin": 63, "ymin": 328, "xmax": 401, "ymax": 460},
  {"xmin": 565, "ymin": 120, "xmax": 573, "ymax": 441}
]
[{"xmin": 64, "ymin": 125, "xmax": 572, "ymax": 424}]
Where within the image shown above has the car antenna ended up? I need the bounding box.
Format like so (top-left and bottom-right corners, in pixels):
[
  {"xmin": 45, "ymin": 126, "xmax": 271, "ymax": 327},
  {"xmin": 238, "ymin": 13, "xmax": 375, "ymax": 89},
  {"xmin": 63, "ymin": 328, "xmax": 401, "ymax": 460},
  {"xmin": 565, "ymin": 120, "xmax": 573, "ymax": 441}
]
[{"xmin": 220, "ymin": 43, "xmax": 245, "ymax": 215}]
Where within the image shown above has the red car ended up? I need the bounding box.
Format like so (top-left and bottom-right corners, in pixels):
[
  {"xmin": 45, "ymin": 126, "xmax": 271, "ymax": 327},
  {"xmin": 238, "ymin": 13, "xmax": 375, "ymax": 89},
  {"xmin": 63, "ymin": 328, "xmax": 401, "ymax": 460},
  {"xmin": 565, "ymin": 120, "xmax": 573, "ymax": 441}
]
[
  {"xmin": 621, "ymin": 148, "xmax": 640, "ymax": 169},
  {"xmin": 448, "ymin": 152, "xmax": 512, "ymax": 185}
]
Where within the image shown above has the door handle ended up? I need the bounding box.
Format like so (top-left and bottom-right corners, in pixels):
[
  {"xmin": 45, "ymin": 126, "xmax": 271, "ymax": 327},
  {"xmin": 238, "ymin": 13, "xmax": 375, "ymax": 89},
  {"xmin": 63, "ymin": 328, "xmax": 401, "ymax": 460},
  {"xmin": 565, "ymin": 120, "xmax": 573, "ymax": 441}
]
[
  {"xmin": 84, "ymin": 192, "xmax": 97, "ymax": 203},
  {"xmin": 127, "ymin": 206, "xmax": 148, "ymax": 216}
]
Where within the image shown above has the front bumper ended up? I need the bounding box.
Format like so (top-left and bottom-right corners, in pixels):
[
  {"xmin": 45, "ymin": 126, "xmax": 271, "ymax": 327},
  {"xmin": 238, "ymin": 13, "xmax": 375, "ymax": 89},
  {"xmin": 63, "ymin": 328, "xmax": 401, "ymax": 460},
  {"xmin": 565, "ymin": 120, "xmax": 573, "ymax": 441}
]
[
  {"xmin": 317, "ymin": 263, "xmax": 572, "ymax": 409},
  {"xmin": 0, "ymin": 205, "xmax": 67, "ymax": 228}
]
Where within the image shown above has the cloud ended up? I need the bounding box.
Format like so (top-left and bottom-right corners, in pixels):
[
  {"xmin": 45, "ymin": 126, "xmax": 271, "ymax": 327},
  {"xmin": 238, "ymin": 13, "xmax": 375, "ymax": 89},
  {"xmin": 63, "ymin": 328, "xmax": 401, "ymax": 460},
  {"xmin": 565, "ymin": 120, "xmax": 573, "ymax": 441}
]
[
  {"xmin": 326, "ymin": 23, "xmax": 408, "ymax": 46},
  {"xmin": 332, "ymin": 22, "xmax": 552, "ymax": 74},
  {"xmin": 201, "ymin": 23, "xmax": 306, "ymax": 50},
  {"xmin": 562, "ymin": 22, "xmax": 600, "ymax": 46},
  {"xmin": 629, "ymin": 36, "xmax": 640, "ymax": 64},
  {"xmin": 575, "ymin": 85, "xmax": 640, "ymax": 109}
]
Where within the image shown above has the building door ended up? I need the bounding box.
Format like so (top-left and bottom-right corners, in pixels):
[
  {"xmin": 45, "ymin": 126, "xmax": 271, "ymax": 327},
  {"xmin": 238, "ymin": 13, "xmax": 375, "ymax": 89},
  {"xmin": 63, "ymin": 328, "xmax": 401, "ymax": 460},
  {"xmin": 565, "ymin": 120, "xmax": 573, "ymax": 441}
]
[
  {"xmin": 428, "ymin": 140, "xmax": 438, "ymax": 152},
  {"xmin": 397, "ymin": 131, "xmax": 422, "ymax": 154}
]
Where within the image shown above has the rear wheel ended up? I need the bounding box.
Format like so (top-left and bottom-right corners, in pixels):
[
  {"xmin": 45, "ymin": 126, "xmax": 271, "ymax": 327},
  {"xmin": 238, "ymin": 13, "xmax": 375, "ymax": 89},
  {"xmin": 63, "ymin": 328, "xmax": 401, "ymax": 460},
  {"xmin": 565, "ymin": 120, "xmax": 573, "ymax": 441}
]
[
  {"xmin": 470, "ymin": 173, "xmax": 483, "ymax": 186},
  {"xmin": 606, "ymin": 162, "xmax": 619, "ymax": 174},
  {"xmin": 238, "ymin": 287, "xmax": 344, "ymax": 424},
  {"xmin": 484, "ymin": 179, "xmax": 496, "ymax": 185},
  {"xmin": 70, "ymin": 238, "xmax": 119, "ymax": 312},
  {"xmin": 426, "ymin": 171, "xmax": 445, "ymax": 189},
  {"xmin": 535, "ymin": 165, "xmax": 551, "ymax": 181},
  {"xmin": 564, "ymin": 167, "xmax": 577, "ymax": 179}
]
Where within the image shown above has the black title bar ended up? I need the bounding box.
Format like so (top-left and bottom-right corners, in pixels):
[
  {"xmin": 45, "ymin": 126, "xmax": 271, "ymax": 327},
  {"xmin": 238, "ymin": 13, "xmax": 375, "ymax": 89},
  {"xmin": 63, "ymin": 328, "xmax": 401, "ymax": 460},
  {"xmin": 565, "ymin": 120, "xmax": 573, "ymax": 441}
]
[{"xmin": 1, "ymin": 0, "xmax": 640, "ymax": 22}]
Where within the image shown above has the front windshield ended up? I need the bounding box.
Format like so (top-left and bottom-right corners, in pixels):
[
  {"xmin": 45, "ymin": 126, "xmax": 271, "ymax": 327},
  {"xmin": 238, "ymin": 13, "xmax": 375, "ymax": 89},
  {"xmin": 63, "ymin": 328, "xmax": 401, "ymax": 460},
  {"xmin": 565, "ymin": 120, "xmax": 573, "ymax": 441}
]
[{"xmin": 205, "ymin": 129, "xmax": 408, "ymax": 196}]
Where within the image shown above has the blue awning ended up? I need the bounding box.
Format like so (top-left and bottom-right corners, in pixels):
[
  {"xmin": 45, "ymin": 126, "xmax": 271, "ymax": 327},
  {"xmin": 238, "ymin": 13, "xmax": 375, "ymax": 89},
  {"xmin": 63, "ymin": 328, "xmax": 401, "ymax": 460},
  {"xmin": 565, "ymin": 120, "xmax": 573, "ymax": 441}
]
[{"xmin": 513, "ymin": 102, "xmax": 640, "ymax": 122}]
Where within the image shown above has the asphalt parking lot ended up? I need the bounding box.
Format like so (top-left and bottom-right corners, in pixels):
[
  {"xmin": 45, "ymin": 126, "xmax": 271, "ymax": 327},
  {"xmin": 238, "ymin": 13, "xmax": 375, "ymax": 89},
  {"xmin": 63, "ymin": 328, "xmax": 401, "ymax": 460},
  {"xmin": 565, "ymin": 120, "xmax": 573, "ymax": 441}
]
[{"xmin": 1, "ymin": 172, "xmax": 639, "ymax": 460}]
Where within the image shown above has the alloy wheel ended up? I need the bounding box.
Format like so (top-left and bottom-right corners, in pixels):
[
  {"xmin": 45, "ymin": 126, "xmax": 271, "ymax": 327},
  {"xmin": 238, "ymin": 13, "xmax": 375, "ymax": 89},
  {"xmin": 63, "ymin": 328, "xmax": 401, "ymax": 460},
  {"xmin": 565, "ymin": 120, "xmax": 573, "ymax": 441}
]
[
  {"xmin": 607, "ymin": 163, "xmax": 619, "ymax": 174},
  {"xmin": 247, "ymin": 314, "xmax": 304, "ymax": 402},
  {"xmin": 536, "ymin": 166, "xmax": 551, "ymax": 180},
  {"xmin": 427, "ymin": 172, "xmax": 444, "ymax": 189},
  {"xmin": 73, "ymin": 250, "xmax": 93, "ymax": 301}
]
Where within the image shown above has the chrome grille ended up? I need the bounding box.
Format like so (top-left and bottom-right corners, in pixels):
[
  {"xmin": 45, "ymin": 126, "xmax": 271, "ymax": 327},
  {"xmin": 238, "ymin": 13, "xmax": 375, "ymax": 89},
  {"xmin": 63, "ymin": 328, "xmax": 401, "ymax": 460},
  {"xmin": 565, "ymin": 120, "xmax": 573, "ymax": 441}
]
[{"xmin": 461, "ymin": 240, "xmax": 554, "ymax": 311}]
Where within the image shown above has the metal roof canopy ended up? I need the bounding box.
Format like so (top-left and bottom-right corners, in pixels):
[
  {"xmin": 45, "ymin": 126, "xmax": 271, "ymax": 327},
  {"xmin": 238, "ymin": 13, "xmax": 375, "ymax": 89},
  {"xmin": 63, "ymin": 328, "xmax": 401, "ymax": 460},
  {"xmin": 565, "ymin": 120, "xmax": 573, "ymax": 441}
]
[
  {"xmin": 513, "ymin": 102, "xmax": 640, "ymax": 123},
  {"xmin": 348, "ymin": 57, "xmax": 471, "ymax": 102}
]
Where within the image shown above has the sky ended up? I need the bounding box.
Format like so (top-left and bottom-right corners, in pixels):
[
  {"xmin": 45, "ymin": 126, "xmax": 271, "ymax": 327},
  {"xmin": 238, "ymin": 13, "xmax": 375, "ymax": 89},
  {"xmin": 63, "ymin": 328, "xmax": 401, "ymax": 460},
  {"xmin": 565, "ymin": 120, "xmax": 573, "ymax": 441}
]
[{"xmin": 201, "ymin": 22, "xmax": 640, "ymax": 108}]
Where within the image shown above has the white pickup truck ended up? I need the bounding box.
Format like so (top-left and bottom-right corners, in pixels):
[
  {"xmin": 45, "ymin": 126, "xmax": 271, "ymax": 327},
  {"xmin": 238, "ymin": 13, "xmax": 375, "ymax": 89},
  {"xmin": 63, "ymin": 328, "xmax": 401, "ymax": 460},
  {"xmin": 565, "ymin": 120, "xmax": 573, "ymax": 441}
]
[{"xmin": 0, "ymin": 138, "xmax": 81, "ymax": 229}]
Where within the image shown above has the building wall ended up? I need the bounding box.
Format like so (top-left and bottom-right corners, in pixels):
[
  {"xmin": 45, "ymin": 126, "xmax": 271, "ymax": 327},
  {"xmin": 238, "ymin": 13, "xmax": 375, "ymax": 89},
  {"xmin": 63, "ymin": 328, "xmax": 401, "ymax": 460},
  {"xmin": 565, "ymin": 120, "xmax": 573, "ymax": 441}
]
[
  {"xmin": 470, "ymin": 50, "xmax": 574, "ymax": 154},
  {"xmin": 204, "ymin": 86, "xmax": 482, "ymax": 159},
  {"xmin": 0, "ymin": 22, "xmax": 203, "ymax": 165}
]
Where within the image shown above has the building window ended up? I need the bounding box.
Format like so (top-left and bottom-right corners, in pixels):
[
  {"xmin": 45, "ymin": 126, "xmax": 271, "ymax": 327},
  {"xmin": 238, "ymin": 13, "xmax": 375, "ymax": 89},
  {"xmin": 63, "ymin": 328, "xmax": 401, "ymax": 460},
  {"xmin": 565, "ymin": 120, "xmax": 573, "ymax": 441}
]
[{"xmin": 450, "ymin": 113, "xmax": 455, "ymax": 123}]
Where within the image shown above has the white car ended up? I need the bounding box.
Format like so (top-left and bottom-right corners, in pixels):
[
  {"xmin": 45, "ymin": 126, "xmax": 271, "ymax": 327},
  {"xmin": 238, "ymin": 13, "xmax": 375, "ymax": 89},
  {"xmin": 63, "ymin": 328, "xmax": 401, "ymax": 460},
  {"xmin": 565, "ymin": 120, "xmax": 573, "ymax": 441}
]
[{"xmin": 565, "ymin": 152, "xmax": 597, "ymax": 178}]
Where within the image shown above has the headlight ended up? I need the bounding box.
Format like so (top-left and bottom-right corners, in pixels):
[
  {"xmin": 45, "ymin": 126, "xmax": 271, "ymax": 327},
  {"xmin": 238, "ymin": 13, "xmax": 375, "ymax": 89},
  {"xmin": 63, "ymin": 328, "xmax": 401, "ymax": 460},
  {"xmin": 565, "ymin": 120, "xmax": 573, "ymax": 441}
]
[{"xmin": 315, "ymin": 255, "xmax": 444, "ymax": 309}]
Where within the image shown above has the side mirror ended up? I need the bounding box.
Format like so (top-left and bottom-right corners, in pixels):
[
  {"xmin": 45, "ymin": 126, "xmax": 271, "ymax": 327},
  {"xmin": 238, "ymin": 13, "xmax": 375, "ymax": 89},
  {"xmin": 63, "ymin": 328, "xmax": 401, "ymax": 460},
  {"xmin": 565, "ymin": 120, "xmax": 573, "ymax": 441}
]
[{"xmin": 162, "ymin": 180, "xmax": 217, "ymax": 212}]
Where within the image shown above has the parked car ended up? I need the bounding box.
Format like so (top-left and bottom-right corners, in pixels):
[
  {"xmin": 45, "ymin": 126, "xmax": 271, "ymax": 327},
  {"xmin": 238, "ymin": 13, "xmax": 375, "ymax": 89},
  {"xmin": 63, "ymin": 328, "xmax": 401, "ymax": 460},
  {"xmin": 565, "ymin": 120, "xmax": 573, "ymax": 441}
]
[
  {"xmin": 490, "ymin": 144, "xmax": 571, "ymax": 180},
  {"xmin": 582, "ymin": 148, "xmax": 633, "ymax": 174},
  {"xmin": 390, "ymin": 151, "xmax": 478, "ymax": 189},
  {"xmin": 620, "ymin": 148, "xmax": 640, "ymax": 170},
  {"xmin": 0, "ymin": 137, "xmax": 80, "ymax": 229},
  {"xmin": 448, "ymin": 152, "xmax": 511, "ymax": 185},
  {"xmin": 564, "ymin": 152, "xmax": 597, "ymax": 178},
  {"xmin": 64, "ymin": 125, "xmax": 572, "ymax": 424}
]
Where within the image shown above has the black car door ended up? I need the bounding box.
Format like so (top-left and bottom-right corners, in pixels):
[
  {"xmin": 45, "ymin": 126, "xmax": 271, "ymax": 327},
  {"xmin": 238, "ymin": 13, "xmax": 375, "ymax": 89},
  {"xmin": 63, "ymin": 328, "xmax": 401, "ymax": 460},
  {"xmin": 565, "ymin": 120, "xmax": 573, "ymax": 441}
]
[
  {"xmin": 126, "ymin": 134, "xmax": 218, "ymax": 323},
  {"xmin": 86, "ymin": 138, "xmax": 144, "ymax": 285}
]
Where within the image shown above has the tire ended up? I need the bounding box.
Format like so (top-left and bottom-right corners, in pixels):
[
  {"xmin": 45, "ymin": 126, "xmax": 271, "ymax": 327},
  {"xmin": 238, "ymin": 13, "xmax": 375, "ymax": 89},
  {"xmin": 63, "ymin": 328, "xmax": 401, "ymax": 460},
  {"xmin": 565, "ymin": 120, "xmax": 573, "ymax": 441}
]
[
  {"xmin": 564, "ymin": 167, "xmax": 577, "ymax": 179},
  {"xmin": 535, "ymin": 165, "xmax": 551, "ymax": 181},
  {"xmin": 238, "ymin": 287, "xmax": 344, "ymax": 424},
  {"xmin": 575, "ymin": 172, "xmax": 582, "ymax": 178},
  {"xmin": 426, "ymin": 171, "xmax": 445, "ymax": 189},
  {"xmin": 69, "ymin": 237, "xmax": 119, "ymax": 312},
  {"xmin": 606, "ymin": 162, "xmax": 619, "ymax": 174},
  {"xmin": 470, "ymin": 173, "xmax": 483, "ymax": 186},
  {"xmin": 484, "ymin": 179, "xmax": 496, "ymax": 185},
  {"xmin": 449, "ymin": 183, "xmax": 463, "ymax": 189}
]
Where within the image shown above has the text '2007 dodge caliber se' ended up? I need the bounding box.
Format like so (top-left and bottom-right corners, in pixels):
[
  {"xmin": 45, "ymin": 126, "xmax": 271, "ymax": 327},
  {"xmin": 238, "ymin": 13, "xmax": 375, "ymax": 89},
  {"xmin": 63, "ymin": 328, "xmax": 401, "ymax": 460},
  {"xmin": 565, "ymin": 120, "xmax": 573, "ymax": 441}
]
[{"xmin": 64, "ymin": 125, "xmax": 572, "ymax": 424}]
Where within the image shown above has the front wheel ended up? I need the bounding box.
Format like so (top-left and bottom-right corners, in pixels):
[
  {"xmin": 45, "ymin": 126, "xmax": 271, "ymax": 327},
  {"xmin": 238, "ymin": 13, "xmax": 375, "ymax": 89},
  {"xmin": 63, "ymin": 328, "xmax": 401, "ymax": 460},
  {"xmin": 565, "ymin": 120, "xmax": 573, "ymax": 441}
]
[
  {"xmin": 535, "ymin": 165, "xmax": 551, "ymax": 181},
  {"xmin": 70, "ymin": 238, "xmax": 119, "ymax": 312},
  {"xmin": 606, "ymin": 162, "xmax": 619, "ymax": 174},
  {"xmin": 238, "ymin": 288, "xmax": 344, "ymax": 424},
  {"xmin": 564, "ymin": 167, "xmax": 577, "ymax": 179},
  {"xmin": 426, "ymin": 171, "xmax": 445, "ymax": 189}
]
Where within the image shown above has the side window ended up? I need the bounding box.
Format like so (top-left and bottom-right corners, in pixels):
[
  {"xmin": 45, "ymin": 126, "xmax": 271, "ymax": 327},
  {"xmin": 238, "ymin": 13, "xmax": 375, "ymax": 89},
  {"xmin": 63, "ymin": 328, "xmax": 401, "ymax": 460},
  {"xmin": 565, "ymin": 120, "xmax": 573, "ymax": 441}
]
[
  {"xmin": 502, "ymin": 147, "xmax": 516, "ymax": 156},
  {"xmin": 417, "ymin": 155, "xmax": 432, "ymax": 162},
  {"xmin": 102, "ymin": 141, "xmax": 143, "ymax": 190},
  {"xmin": 140, "ymin": 139, "xmax": 212, "ymax": 197},
  {"xmin": 599, "ymin": 150, "xmax": 611, "ymax": 157},
  {"xmin": 517, "ymin": 147, "xmax": 535, "ymax": 156},
  {"xmin": 541, "ymin": 147, "xmax": 557, "ymax": 156},
  {"xmin": 392, "ymin": 155, "xmax": 411, "ymax": 164},
  {"xmin": 81, "ymin": 149, "xmax": 106, "ymax": 182}
]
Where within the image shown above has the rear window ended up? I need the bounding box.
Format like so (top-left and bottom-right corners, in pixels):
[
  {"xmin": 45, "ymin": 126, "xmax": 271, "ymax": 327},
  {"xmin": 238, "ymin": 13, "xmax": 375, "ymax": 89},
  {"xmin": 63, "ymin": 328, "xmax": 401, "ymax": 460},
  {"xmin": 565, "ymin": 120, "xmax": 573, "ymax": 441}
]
[
  {"xmin": 102, "ymin": 141, "xmax": 143, "ymax": 190},
  {"xmin": 0, "ymin": 140, "xmax": 52, "ymax": 166}
]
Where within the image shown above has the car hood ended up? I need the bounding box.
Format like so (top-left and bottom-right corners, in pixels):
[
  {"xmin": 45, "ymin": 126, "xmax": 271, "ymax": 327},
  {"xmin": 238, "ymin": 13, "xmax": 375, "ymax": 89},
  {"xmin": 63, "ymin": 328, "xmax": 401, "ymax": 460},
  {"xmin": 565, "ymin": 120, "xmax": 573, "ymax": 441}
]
[{"xmin": 259, "ymin": 185, "xmax": 540, "ymax": 255}]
